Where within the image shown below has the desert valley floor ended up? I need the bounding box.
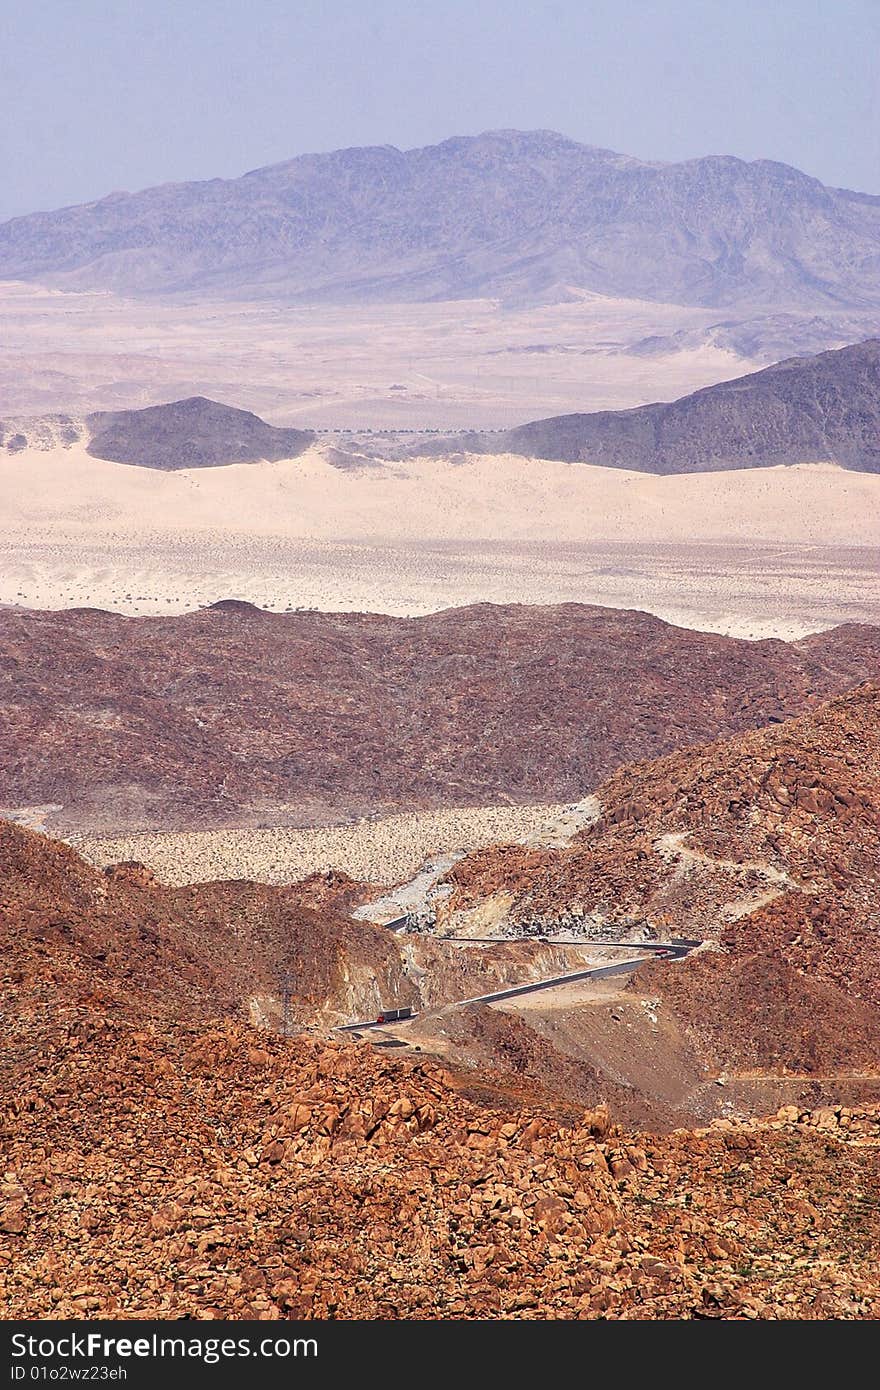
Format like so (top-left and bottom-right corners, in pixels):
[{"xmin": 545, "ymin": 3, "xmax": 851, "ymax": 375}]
[{"xmin": 3, "ymin": 444, "xmax": 880, "ymax": 638}]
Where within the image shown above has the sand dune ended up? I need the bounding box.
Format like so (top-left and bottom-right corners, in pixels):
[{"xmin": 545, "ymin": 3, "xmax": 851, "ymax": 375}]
[
  {"xmin": 6, "ymin": 443, "xmax": 879, "ymax": 544},
  {"xmin": 2, "ymin": 444, "xmax": 879, "ymax": 639}
]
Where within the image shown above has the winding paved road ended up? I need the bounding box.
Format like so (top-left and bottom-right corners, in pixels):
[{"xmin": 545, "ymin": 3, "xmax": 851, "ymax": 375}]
[
  {"xmin": 436, "ymin": 936, "xmax": 699, "ymax": 950},
  {"xmin": 338, "ymin": 939, "xmax": 699, "ymax": 1032}
]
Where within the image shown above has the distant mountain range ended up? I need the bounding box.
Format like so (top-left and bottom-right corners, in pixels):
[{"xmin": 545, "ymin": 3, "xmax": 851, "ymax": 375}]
[
  {"xmin": 458, "ymin": 339, "xmax": 880, "ymax": 472},
  {"xmin": 1, "ymin": 130, "xmax": 879, "ymax": 310}
]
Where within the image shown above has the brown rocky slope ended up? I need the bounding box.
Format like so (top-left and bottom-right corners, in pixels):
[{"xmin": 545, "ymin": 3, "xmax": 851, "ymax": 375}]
[
  {"xmin": 3, "ymin": 602, "xmax": 880, "ymax": 833},
  {"xmin": 439, "ymin": 684, "xmax": 880, "ymax": 1076},
  {"xmin": 4, "ymin": 1009, "xmax": 880, "ymax": 1320},
  {"xmin": 0, "ymin": 819, "xmax": 635, "ymax": 1044},
  {"xmin": 0, "ymin": 818, "xmax": 409, "ymax": 1032},
  {"xmin": 2, "ymin": 818, "xmax": 880, "ymax": 1319}
]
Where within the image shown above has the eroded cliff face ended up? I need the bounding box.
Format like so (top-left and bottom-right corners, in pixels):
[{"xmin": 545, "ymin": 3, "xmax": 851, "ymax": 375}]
[{"xmin": 0, "ymin": 819, "xmax": 409, "ymax": 1028}]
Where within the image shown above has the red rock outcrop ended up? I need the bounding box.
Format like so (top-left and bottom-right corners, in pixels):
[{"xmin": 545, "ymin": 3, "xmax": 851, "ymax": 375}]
[
  {"xmin": 2, "ymin": 1011, "xmax": 879, "ymax": 1319},
  {"xmin": 0, "ymin": 819, "xmax": 408, "ymax": 1029}
]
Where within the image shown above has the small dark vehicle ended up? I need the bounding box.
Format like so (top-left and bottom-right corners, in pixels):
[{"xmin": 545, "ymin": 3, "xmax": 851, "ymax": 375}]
[{"xmin": 376, "ymin": 1006, "xmax": 414, "ymax": 1024}]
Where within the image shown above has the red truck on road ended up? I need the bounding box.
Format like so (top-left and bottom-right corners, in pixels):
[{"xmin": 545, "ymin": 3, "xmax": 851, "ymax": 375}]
[{"xmin": 376, "ymin": 1006, "xmax": 414, "ymax": 1024}]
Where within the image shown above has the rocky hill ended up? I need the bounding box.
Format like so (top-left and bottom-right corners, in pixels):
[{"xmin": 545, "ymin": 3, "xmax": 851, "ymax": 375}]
[
  {"xmin": 0, "ymin": 818, "xmax": 404, "ymax": 1030},
  {"xmin": 438, "ymin": 684, "xmax": 880, "ymax": 1067},
  {"xmin": 2, "ymin": 818, "xmax": 880, "ymax": 1319},
  {"xmin": 0, "ymin": 396, "xmax": 314, "ymax": 467},
  {"xmin": 459, "ymin": 339, "xmax": 880, "ymax": 472},
  {"xmin": 3, "ymin": 602, "xmax": 880, "ymax": 833},
  {"xmin": 1, "ymin": 130, "xmax": 879, "ymax": 310},
  {"xmin": 6, "ymin": 1012, "xmax": 880, "ymax": 1319},
  {"xmin": 85, "ymin": 396, "xmax": 314, "ymax": 470},
  {"xmin": 0, "ymin": 817, "xmax": 623, "ymax": 1045}
]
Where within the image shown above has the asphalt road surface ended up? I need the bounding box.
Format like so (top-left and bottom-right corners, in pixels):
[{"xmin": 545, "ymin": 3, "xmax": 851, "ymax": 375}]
[{"xmin": 338, "ymin": 940, "xmax": 699, "ymax": 1032}]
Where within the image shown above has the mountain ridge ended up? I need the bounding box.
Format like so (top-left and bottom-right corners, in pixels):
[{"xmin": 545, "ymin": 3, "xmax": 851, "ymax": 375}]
[
  {"xmin": 2, "ymin": 129, "xmax": 879, "ymax": 308},
  {"xmin": 2, "ymin": 601, "xmax": 879, "ymax": 833}
]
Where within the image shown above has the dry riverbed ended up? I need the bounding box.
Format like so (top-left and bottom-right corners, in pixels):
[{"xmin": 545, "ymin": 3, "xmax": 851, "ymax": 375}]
[{"xmin": 72, "ymin": 801, "xmax": 576, "ymax": 888}]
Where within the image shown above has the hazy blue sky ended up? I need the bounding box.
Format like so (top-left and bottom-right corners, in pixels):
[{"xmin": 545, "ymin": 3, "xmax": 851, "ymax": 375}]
[{"xmin": 2, "ymin": 0, "xmax": 878, "ymax": 220}]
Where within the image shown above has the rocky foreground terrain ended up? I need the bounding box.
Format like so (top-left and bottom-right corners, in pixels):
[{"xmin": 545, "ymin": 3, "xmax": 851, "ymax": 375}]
[
  {"xmin": 3, "ymin": 1017, "xmax": 880, "ymax": 1320},
  {"xmin": 3, "ymin": 602, "xmax": 880, "ymax": 833},
  {"xmin": 3, "ymin": 678, "xmax": 880, "ymax": 1317},
  {"xmin": 2, "ymin": 809, "xmax": 879, "ymax": 1319}
]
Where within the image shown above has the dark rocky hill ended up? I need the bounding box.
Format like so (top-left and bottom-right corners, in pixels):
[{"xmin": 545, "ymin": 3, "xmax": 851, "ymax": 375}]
[
  {"xmin": 86, "ymin": 396, "xmax": 313, "ymax": 469},
  {"xmin": 460, "ymin": 339, "xmax": 880, "ymax": 472},
  {"xmin": 2, "ymin": 130, "xmax": 879, "ymax": 309}
]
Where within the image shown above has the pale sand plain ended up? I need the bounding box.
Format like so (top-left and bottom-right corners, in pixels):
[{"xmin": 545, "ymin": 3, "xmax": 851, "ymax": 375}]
[
  {"xmin": 0, "ymin": 280, "xmax": 748, "ymax": 427},
  {"xmin": 2, "ymin": 444, "xmax": 879, "ymax": 639}
]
